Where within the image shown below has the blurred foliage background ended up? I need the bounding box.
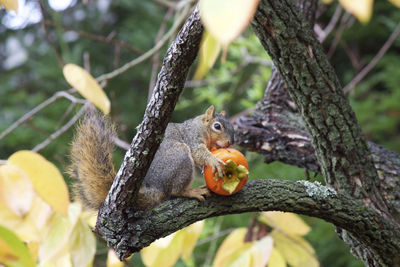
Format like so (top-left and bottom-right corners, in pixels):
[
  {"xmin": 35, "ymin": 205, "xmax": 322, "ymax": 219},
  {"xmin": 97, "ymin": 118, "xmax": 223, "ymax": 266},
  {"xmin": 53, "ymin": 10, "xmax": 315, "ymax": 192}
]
[{"xmin": 1, "ymin": 0, "xmax": 399, "ymax": 266}]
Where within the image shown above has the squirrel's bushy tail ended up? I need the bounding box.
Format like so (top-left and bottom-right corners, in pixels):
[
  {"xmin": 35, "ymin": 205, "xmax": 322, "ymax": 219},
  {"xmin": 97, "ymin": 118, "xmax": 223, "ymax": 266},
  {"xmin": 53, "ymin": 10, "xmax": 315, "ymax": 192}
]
[{"xmin": 68, "ymin": 108, "xmax": 116, "ymax": 210}]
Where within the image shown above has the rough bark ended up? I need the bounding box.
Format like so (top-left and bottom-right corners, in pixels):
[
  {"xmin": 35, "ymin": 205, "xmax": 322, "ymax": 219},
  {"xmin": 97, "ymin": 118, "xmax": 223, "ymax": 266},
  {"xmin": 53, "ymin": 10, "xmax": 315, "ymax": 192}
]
[
  {"xmin": 247, "ymin": 0, "xmax": 399, "ymax": 265},
  {"xmin": 235, "ymin": 69, "xmax": 400, "ymax": 266},
  {"xmin": 251, "ymin": 0, "xmax": 387, "ymax": 215},
  {"xmin": 234, "ymin": 72, "xmax": 400, "ymax": 216},
  {"xmin": 92, "ymin": 1, "xmax": 400, "ymax": 265},
  {"xmin": 112, "ymin": 180, "xmax": 400, "ymax": 261},
  {"xmin": 94, "ymin": 7, "xmax": 204, "ymax": 258}
]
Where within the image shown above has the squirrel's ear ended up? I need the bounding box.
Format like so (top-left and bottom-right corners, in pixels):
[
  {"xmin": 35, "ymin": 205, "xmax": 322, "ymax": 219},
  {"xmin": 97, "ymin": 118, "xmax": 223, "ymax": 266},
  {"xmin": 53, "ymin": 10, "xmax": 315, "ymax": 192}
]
[
  {"xmin": 220, "ymin": 110, "xmax": 227, "ymax": 117},
  {"xmin": 203, "ymin": 105, "xmax": 215, "ymax": 122}
]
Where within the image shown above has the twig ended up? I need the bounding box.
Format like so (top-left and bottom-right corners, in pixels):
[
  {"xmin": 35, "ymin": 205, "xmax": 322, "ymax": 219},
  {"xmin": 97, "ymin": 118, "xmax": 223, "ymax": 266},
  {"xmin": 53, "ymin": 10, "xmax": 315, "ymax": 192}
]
[
  {"xmin": 341, "ymin": 41, "xmax": 362, "ymax": 70},
  {"xmin": 95, "ymin": 5, "xmax": 191, "ymax": 82},
  {"xmin": 113, "ymin": 136, "xmax": 130, "ymax": 151},
  {"xmin": 315, "ymin": 4, "xmax": 342, "ymax": 42},
  {"xmin": 0, "ymin": 91, "xmax": 86, "ymax": 140},
  {"xmin": 32, "ymin": 104, "xmax": 88, "ymax": 152},
  {"xmin": 38, "ymin": 1, "xmax": 65, "ymax": 67},
  {"xmin": 229, "ymin": 108, "xmax": 254, "ymax": 124},
  {"xmin": 202, "ymin": 217, "xmax": 223, "ymax": 267},
  {"xmin": 343, "ymin": 22, "xmax": 400, "ymax": 94},
  {"xmin": 44, "ymin": 20, "xmax": 142, "ymax": 54},
  {"xmin": 55, "ymin": 102, "xmax": 76, "ymax": 129},
  {"xmin": 148, "ymin": 8, "xmax": 175, "ymax": 101},
  {"xmin": 152, "ymin": 0, "xmax": 178, "ymax": 8},
  {"xmin": 83, "ymin": 52, "xmax": 91, "ymax": 72},
  {"xmin": 196, "ymin": 228, "xmax": 235, "ymax": 246},
  {"xmin": 327, "ymin": 12, "xmax": 354, "ymax": 58}
]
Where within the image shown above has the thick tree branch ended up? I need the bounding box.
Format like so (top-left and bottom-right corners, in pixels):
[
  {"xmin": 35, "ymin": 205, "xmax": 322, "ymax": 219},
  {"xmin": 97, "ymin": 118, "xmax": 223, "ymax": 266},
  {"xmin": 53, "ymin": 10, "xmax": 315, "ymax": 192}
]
[
  {"xmin": 114, "ymin": 179, "xmax": 400, "ymax": 264},
  {"xmin": 95, "ymin": 7, "xmax": 203, "ymax": 256},
  {"xmin": 252, "ymin": 0, "xmax": 389, "ymax": 218},
  {"xmin": 235, "ymin": 110, "xmax": 400, "ymax": 216},
  {"xmin": 247, "ymin": 1, "xmax": 399, "ymax": 265},
  {"xmin": 234, "ymin": 66, "xmax": 400, "ymax": 216}
]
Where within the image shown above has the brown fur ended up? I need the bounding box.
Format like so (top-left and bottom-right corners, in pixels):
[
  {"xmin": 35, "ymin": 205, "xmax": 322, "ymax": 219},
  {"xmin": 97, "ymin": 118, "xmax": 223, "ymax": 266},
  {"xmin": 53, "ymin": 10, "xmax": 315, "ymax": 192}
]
[
  {"xmin": 67, "ymin": 108, "xmax": 116, "ymax": 210},
  {"xmin": 68, "ymin": 105, "xmax": 234, "ymax": 210}
]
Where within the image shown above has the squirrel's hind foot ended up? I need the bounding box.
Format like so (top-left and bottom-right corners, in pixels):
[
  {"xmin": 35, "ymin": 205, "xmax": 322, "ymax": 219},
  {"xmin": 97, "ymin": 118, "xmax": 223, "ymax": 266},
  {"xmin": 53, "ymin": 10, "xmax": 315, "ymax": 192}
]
[{"xmin": 181, "ymin": 185, "xmax": 211, "ymax": 202}]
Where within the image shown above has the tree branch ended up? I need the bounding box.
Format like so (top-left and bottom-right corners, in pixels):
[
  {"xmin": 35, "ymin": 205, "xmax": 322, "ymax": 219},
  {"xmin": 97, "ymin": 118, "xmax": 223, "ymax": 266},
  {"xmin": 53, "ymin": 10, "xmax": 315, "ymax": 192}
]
[
  {"xmin": 251, "ymin": 0, "xmax": 389, "ymax": 217},
  {"xmin": 113, "ymin": 179, "xmax": 400, "ymax": 264},
  {"xmin": 95, "ymin": 7, "xmax": 204, "ymax": 258}
]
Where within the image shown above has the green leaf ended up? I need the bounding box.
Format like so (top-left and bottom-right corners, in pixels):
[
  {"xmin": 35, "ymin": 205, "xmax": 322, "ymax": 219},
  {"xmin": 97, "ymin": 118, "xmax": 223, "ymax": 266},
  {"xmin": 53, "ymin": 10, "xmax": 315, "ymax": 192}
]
[
  {"xmin": 0, "ymin": 225, "xmax": 35, "ymax": 267},
  {"xmin": 193, "ymin": 30, "xmax": 222, "ymax": 80}
]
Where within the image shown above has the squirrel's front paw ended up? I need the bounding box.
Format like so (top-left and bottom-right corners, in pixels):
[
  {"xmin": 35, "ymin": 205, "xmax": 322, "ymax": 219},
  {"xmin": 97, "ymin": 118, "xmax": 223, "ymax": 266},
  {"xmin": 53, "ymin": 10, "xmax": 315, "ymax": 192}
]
[{"xmin": 207, "ymin": 156, "xmax": 225, "ymax": 178}]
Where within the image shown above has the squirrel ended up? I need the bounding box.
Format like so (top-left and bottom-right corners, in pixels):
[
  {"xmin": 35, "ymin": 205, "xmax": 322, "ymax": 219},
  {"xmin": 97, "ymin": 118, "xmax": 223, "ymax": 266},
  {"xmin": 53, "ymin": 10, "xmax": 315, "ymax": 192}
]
[{"xmin": 68, "ymin": 105, "xmax": 235, "ymax": 211}]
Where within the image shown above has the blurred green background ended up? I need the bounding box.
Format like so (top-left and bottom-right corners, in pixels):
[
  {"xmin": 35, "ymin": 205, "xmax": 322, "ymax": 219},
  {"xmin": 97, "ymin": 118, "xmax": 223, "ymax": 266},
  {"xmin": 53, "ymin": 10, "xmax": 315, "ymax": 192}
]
[{"xmin": 1, "ymin": 0, "xmax": 399, "ymax": 266}]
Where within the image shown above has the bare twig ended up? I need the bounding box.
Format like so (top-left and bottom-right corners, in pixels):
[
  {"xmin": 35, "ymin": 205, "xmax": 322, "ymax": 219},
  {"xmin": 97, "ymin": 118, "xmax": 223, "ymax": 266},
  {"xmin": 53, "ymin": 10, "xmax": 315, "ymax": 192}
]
[
  {"xmin": 1, "ymin": 8, "xmax": 189, "ymax": 144},
  {"xmin": 0, "ymin": 91, "xmax": 86, "ymax": 140},
  {"xmin": 152, "ymin": 0, "xmax": 178, "ymax": 8},
  {"xmin": 229, "ymin": 108, "xmax": 254, "ymax": 124},
  {"xmin": 113, "ymin": 136, "xmax": 130, "ymax": 151},
  {"xmin": 196, "ymin": 228, "xmax": 235, "ymax": 246},
  {"xmin": 95, "ymin": 6, "xmax": 191, "ymax": 82},
  {"xmin": 315, "ymin": 4, "xmax": 342, "ymax": 42},
  {"xmin": 148, "ymin": 8, "xmax": 175, "ymax": 101},
  {"xmin": 44, "ymin": 20, "xmax": 142, "ymax": 54},
  {"xmin": 38, "ymin": 1, "xmax": 65, "ymax": 66},
  {"xmin": 202, "ymin": 217, "xmax": 223, "ymax": 267},
  {"xmin": 55, "ymin": 102, "xmax": 76, "ymax": 129},
  {"xmin": 83, "ymin": 52, "xmax": 91, "ymax": 72},
  {"xmin": 32, "ymin": 104, "xmax": 88, "ymax": 152},
  {"xmin": 327, "ymin": 12, "xmax": 354, "ymax": 58},
  {"xmin": 343, "ymin": 22, "xmax": 400, "ymax": 94}
]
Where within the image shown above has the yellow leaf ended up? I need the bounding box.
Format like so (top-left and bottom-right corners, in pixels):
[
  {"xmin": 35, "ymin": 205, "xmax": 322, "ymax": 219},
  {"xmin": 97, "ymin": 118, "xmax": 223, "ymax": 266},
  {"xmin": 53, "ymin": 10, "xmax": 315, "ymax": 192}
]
[
  {"xmin": 0, "ymin": 225, "xmax": 35, "ymax": 267},
  {"xmin": 63, "ymin": 63, "xmax": 111, "ymax": 114},
  {"xmin": 271, "ymin": 230, "xmax": 318, "ymax": 267},
  {"xmin": 268, "ymin": 248, "xmax": 286, "ymax": 267},
  {"xmin": 181, "ymin": 220, "xmax": 204, "ymax": 260},
  {"xmin": 0, "ymin": 164, "xmax": 34, "ymax": 217},
  {"xmin": 227, "ymin": 249, "xmax": 252, "ymax": 267},
  {"xmin": 193, "ymin": 30, "xmax": 222, "ymax": 80},
  {"xmin": 141, "ymin": 231, "xmax": 185, "ymax": 267},
  {"xmin": 81, "ymin": 210, "xmax": 98, "ymax": 228},
  {"xmin": 41, "ymin": 252, "xmax": 73, "ymax": 267},
  {"xmin": 339, "ymin": 0, "xmax": 373, "ymax": 23},
  {"xmin": 26, "ymin": 196, "xmax": 53, "ymax": 237},
  {"xmin": 213, "ymin": 228, "xmax": 248, "ymax": 267},
  {"xmin": 259, "ymin": 212, "xmax": 310, "ymax": 236},
  {"xmin": 38, "ymin": 203, "xmax": 82, "ymax": 265},
  {"xmin": 69, "ymin": 218, "xmax": 96, "ymax": 267},
  {"xmin": 8, "ymin": 150, "xmax": 70, "ymax": 216},
  {"xmin": 8, "ymin": 196, "xmax": 53, "ymax": 243},
  {"xmin": 250, "ymin": 235, "xmax": 273, "ymax": 267},
  {"xmin": 27, "ymin": 241, "xmax": 39, "ymax": 263},
  {"xmin": 199, "ymin": 0, "xmax": 260, "ymax": 45},
  {"xmin": 321, "ymin": 0, "xmax": 333, "ymax": 4},
  {"xmin": 107, "ymin": 249, "xmax": 124, "ymax": 267},
  {"xmin": 0, "ymin": 0, "xmax": 18, "ymax": 12},
  {"xmin": 389, "ymin": 0, "xmax": 400, "ymax": 7},
  {"xmin": 0, "ymin": 201, "xmax": 24, "ymax": 230},
  {"xmin": 0, "ymin": 200, "xmax": 40, "ymax": 243}
]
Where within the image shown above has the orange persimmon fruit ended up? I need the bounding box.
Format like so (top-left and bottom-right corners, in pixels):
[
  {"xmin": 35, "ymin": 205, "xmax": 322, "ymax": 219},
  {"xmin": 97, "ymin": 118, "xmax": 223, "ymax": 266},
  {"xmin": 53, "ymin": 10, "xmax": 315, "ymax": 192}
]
[{"xmin": 203, "ymin": 148, "xmax": 249, "ymax": 195}]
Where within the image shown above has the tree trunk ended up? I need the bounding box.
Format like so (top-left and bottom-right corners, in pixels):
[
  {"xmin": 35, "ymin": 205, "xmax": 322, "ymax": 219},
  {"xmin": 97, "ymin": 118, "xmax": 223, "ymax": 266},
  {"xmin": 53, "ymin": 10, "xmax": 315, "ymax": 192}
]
[{"xmin": 248, "ymin": 0, "xmax": 399, "ymax": 265}]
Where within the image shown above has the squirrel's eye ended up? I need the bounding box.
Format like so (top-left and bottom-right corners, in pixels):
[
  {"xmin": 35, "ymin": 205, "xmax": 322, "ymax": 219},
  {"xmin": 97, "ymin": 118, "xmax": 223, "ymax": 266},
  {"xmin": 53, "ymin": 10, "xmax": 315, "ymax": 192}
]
[{"xmin": 213, "ymin": 122, "xmax": 222, "ymax": 131}]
